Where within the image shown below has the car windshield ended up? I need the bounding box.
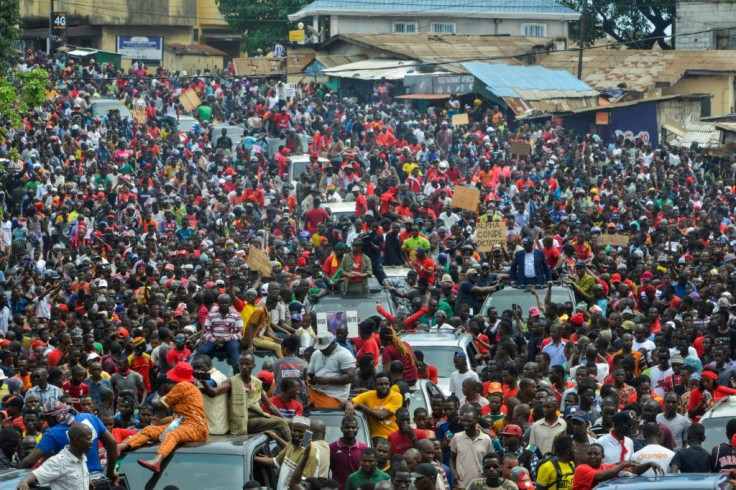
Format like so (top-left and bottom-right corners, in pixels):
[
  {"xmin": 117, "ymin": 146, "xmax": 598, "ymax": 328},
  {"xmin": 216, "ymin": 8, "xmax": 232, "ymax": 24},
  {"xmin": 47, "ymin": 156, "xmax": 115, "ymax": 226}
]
[
  {"xmin": 312, "ymin": 295, "xmax": 393, "ymax": 323},
  {"xmin": 701, "ymin": 416, "xmax": 728, "ymax": 452},
  {"xmin": 90, "ymin": 102, "xmax": 128, "ymax": 117},
  {"xmin": 291, "ymin": 160, "xmax": 310, "ymax": 180},
  {"xmin": 481, "ymin": 288, "xmax": 572, "ymax": 318},
  {"xmin": 177, "ymin": 118, "xmax": 196, "ymax": 133},
  {"xmin": 314, "ymin": 411, "xmax": 371, "ymax": 446},
  {"xmin": 119, "ymin": 453, "xmax": 243, "ymax": 489},
  {"xmin": 410, "ymin": 346, "xmax": 458, "ymax": 378}
]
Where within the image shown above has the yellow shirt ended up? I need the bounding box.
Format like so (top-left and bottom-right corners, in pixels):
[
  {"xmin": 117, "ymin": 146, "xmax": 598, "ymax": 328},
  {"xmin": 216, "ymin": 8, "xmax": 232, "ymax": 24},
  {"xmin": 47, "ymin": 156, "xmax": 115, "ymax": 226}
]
[
  {"xmin": 535, "ymin": 459, "xmax": 575, "ymax": 490},
  {"xmin": 241, "ymin": 303, "xmax": 257, "ymax": 340},
  {"xmin": 352, "ymin": 390, "xmax": 403, "ymax": 439}
]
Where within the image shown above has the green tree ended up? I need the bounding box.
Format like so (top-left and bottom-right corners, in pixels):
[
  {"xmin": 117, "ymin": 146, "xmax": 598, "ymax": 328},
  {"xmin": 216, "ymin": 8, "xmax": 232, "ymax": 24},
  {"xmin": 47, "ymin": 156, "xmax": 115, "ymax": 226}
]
[
  {"xmin": 0, "ymin": 69, "xmax": 49, "ymax": 128},
  {"xmin": 560, "ymin": 0, "xmax": 675, "ymax": 50},
  {"xmin": 0, "ymin": 0, "xmax": 22, "ymax": 73},
  {"xmin": 217, "ymin": 0, "xmax": 310, "ymax": 54}
]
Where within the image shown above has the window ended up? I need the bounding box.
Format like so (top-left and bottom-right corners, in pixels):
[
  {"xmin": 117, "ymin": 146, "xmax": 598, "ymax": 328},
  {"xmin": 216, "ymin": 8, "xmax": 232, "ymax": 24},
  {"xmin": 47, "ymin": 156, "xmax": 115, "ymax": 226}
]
[
  {"xmin": 431, "ymin": 22, "xmax": 456, "ymax": 34},
  {"xmin": 714, "ymin": 28, "xmax": 736, "ymax": 49},
  {"xmin": 393, "ymin": 22, "xmax": 418, "ymax": 33},
  {"xmin": 522, "ymin": 23, "xmax": 547, "ymax": 37}
]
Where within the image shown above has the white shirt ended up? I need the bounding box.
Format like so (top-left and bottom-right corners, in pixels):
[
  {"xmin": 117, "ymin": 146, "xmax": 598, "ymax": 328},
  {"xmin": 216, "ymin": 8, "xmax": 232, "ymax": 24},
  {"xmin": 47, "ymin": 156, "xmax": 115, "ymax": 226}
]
[
  {"xmin": 598, "ymin": 433, "xmax": 635, "ymax": 464},
  {"xmin": 523, "ymin": 251, "xmax": 535, "ymax": 277},
  {"xmin": 449, "ymin": 370, "xmax": 479, "ymax": 400},
  {"xmin": 632, "ymin": 444, "xmax": 674, "ymax": 476},
  {"xmin": 633, "ymin": 339, "xmax": 656, "ymax": 362},
  {"xmin": 33, "ymin": 445, "xmax": 89, "ymax": 490},
  {"xmin": 649, "ymin": 365, "xmax": 674, "ymax": 397}
]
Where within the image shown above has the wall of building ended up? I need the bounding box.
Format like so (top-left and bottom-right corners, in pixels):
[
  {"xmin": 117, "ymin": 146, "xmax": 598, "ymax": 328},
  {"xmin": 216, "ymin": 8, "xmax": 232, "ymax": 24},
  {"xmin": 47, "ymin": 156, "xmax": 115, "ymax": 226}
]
[
  {"xmin": 662, "ymin": 75, "xmax": 734, "ymax": 116},
  {"xmin": 162, "ymin": 52, "xmax": 224, "ymax": 74},
  {"xmin": 22, "ymin": 0, "xmax": 197, "ymax": 27},
  {"xmin": 330, "ymin": 16, "xmax": 569, "ymax": 38},
  {"xmin": 657, "ymin": 97, "xmax": 705, "ymax": 129},
  {"xmin": 676, "ymin": 0, "xmax": 736, "ymax": 50}
]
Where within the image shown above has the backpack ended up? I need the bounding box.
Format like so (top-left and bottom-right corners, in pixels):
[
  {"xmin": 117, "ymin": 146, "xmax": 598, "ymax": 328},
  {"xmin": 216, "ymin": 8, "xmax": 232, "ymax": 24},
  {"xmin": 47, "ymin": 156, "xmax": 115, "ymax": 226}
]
[{"xmin": 538, "ymin": 456, "xmax": 575, "ymax": 489}]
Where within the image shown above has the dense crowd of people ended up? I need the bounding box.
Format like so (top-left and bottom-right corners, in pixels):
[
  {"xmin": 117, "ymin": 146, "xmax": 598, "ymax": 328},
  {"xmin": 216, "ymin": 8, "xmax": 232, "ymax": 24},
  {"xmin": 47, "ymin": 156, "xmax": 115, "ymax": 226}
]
[{"xmin": 2, "ymin": 47, "xmax": 736, "ymax": 490}]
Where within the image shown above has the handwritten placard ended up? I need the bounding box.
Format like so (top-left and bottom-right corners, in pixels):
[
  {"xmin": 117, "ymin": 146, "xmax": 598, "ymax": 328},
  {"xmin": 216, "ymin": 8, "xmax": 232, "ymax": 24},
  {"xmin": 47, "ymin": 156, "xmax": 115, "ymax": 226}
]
[
  {"xmin": 509, "ymin": 141, "xmax": 530, "ymax": 156},
  {"xmin": 451, "ymin": 186, "xmax": 480, "ymax": 212},
  {"xmin": 451, "ymin": 113, "xmax": 469, "ymax": 126},
  {"xmin": 597, "ymin": 234, "xmax": 629, "ymax": 247},
  {"xmin": 316, "ymin": 312, "xmax": 328, "ymax": 333},
  {"xmin": 247, "ymin": 247, "xmax": 272, "ymax": 277},
  {"xmin": 476, "ymin": 221, "xmax": 506, "ymax": 252}
]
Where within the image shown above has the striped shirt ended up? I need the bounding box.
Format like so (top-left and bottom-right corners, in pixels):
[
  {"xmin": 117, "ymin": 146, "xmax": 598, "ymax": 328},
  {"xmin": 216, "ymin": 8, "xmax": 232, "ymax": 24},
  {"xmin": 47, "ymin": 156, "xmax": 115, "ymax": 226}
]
[{"xmin": 203, "ymin": 306, "xmax": 244, "ymax": 343}]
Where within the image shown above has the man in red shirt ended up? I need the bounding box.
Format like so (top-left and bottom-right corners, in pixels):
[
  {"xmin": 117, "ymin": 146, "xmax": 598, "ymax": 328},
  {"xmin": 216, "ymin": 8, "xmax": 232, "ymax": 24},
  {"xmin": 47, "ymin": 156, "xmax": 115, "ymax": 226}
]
[
  {"xmin": 304, "ymin": 197, "xmax": 330, "ymax": 235},
  {"xmin": 165, "ymin": 333, "xmax": 192, "ymax": 368},
  {"xmin": 62, "ymin": 365, "xmax": 91, "ymax": 411},
  {"xmin": 387, "ymin": 408, "xmax": 428, "ymax": 455},
  {"xmin": 352, "ymin": 186, "xmax": 368, "ymax": 217},
  {"xmin": 410, "ymin": 248, "xmax": 435, "ymax": 282},
  {"xmin": 268, "ymin": 378, "xmax": 303, "ymax": 419}
]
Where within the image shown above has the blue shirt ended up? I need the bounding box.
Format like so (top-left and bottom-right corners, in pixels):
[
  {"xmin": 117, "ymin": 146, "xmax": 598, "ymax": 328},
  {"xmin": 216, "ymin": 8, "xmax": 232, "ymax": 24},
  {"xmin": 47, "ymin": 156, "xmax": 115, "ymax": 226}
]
[
  {"xmin": 36, "ymin": 413, "xmax": 108, "ymax": 473},
  {"xmin": 542, "ymin": 340, "xmax": 568, "ymax": 368}
]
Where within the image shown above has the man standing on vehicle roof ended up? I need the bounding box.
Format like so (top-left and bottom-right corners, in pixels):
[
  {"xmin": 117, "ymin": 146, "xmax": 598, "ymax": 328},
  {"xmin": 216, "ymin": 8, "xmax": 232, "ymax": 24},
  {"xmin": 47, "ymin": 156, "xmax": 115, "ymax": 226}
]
[
  {"xmin": 338, "ymin": 238, "xmax": 372, "ymax": 295},
  {"xmin": 509, "ymin": 236, "xmax": 551, "ymax": 286}
]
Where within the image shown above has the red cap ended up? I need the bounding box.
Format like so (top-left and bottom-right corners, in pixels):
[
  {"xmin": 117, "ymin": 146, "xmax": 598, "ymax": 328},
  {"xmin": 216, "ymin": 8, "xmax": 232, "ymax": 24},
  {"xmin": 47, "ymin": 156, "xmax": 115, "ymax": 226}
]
[
  {"xmin": 570, "ymin": 313, "xmax": 584, "ymax": 326},
  {"xmin": 117, "ymin": 328, "xmax": 129, "ymax": 338},
  {"xmin": 641, "ymin": 271, "xmax": 653, "ymax": 280},
  {"xmin": 611, "ymin": 273, "xmax": 622, "ymax": 284},
  {"xmin": 310, "ymin": 153, "xmax": 319, "ymax": 158},
  {"xmin": 500, "ymin": 424, "xmax": 523, "ymax": 437},
  {"xmin": 257, "ymin": 371, "xmax": 274, "ymax": 384}
]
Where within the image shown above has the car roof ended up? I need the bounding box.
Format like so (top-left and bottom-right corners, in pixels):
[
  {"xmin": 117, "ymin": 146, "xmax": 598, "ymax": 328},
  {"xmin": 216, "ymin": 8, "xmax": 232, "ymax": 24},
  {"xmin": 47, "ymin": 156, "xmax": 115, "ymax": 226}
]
[
  {"xmin": 490, "ymin": 285, "xmax": 572, "ymax": 295},
  {"xmin": 701, "ymin": 395, "xmax": 736, "ymax": 419},
  {"xmin": 121, "ymin": 434, "xmax": 266, "ymax": 456},
  {"xmin": 399, "ymin": 332, "xmax": 470, "ymax": 346},
  {"xmin": 595, "ymin": 473, "xmax": 726, "ymax": 489},
  {"xmin": 321, "ymin": 202, "xmax": 355, "ymax": 213},
  {"xmin": 290, "ymin": 155, "xmax": 328, "ymax": 163}
]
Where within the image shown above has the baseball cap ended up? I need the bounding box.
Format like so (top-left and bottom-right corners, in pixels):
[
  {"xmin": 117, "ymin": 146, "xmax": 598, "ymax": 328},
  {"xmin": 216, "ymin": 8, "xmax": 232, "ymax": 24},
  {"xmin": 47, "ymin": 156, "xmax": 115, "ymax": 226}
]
[
  {"xmin": 671, "ymin": 354, "xmax": 685, "ymax": 365},
  {"xmin": 500, "ymin": 424, "xmax": 522, "ymax": 437},
  {"xmin": 487, "ymin": 381, "xmax": 502, "ymax": 394},
  {"xmin": 411, "ymin": 463, "xmax": 438, "ymax": 480},
  {"xmin": 511, "ymin": 467, "xmax": 534, "ymax": 490},
  {"xmin": 315, "ymin": 332, "xmax": 335, "ymax": 351},
  {"xmin": 466, "ymin": 268, "xmax": 478, "ymax": 276}
]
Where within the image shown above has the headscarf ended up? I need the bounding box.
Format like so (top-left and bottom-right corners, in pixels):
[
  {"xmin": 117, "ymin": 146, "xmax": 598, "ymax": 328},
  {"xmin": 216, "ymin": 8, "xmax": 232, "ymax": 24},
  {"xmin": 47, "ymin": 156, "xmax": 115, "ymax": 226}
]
[{"xmin": 42, "ymin": 400, "xmax": 77, "ymax": 426}]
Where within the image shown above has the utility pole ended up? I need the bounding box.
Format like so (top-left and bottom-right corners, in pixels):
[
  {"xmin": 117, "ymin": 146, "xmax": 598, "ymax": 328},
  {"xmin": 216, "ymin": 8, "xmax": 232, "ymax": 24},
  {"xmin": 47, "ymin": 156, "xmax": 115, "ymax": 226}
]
[{"xmin": 577, "ymin": 0, "xmax": 588, "ymax": 80}]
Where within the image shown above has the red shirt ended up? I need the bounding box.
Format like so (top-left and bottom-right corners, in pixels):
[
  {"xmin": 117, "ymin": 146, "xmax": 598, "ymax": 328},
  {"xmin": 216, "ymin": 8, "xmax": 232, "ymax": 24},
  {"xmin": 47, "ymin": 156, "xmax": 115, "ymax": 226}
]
[
  {"xmin": 47, "ymin": 349, "xmax": 64, "ymax": 368},
  {"xmin": 268, "ymin": 396, "xmax": 303, "ymax": 419},
  {"xmin": 128, "ymin": 353, "xmax": 153, "ymax": 393},
  {"xmin": 543, "ymin": 246, "xmax": 561, "ymax": 268},
  {"xmin": 572, "ymin": 463, "xmax": 616, "ymax": 490},
  {"xmin": 474, "ymin": 334, "xmax": 491, "ymax": 354},
  {"xmin": 419, "ymin": 365, "xmax": 438, "ymax": 383},
  {"xmin": 62, "ymin": 380, "xmax": 90, "ymax": 411},
  {"xmin": 411, "ymin": 256, "xmax": 435, "ymax": 281},
  {"xmin": 166, "ymin": 347, "xmax": 192, "ymax": 365},
  {"xmin": 387, "ymin": 428, "xmax": 429, "ymax": 455},
  {"xmin": 356, "ymin": 337, "xmax": 380, "ymax": 365},
  {"xmin": 383, "ymin": 343, "xmax": 419, "ymax": 382},
  {"xmin": 304, "ymin": 207, "xmax": 330, "ymax": 234}
]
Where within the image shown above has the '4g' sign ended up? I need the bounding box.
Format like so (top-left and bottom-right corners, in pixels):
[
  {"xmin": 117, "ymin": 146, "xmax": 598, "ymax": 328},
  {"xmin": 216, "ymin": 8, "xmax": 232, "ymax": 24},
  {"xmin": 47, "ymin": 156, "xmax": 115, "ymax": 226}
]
[{"xmin": 49, "ymin": 12, "xmax": 67, "ymax": 50}]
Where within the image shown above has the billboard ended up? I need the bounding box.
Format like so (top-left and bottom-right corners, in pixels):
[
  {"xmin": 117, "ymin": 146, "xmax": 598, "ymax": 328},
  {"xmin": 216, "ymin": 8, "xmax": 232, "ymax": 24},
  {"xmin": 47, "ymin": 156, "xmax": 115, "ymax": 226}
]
[{"xmin": 116, "ymin": 36, "xmax": 163, "ymax": 61}]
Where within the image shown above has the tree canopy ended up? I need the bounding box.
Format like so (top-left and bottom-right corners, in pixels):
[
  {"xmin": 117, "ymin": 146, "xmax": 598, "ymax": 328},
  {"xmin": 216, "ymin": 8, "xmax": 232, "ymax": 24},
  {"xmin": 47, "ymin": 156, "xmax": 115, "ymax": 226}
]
[
  {"xmin": 0, "ymin": 0, "xmax": 22, "ymax": 73},
  {"xmin": 217, "ymin": 0, "xmax": 310, "ymax": 54},
  {"xmin": 560, "ymin": 0, "xmax": 675, "ymax": 50}
]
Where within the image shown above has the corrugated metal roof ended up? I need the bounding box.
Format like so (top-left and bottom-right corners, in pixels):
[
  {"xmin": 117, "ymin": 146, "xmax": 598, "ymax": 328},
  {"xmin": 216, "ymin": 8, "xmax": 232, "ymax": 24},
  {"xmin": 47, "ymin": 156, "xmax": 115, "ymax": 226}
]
[
  {"xmin": 321, "ymin": 34, "xmax": 551, "ymax": 73},
  {"xmin": 715, "ymin": 122, "xmax": 736, "ymax": 133},
  {"xmin": 303, "ymin": 55, "xmax": 367, "ymax": 77},
  {"xmin": 462, "ymin": 62, "xmax": 597, "ymax": 98},
  {"xmin": 538, "ymin": 49, "xmax": 736, "ymax": 93},
  {"xmin": 321, "ymin": 59, "xmax": 419, "ymax": 80},
  {"xmin": 289, "ymin": 0, "xmax": 578, "ymax": 20},
  {"xmin": 165, "ymin": 44, "xmax": 226, "ymax": 56}
]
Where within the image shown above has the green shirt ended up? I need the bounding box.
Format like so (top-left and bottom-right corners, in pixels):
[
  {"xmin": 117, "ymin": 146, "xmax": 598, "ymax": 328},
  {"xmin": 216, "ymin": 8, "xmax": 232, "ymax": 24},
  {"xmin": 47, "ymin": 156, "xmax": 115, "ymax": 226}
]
[
  {"xmin": 345, "ymin": 469, "xmax": 390, "ymax": 490},
  {"xmin": 401, "ymin": 235, "xmax": 430, "ymax": 260}
]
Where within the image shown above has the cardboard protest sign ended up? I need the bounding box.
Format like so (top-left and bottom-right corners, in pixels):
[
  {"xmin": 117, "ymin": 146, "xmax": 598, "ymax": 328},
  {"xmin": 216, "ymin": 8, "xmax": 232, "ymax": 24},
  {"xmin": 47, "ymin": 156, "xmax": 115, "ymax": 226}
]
[
  {"xmin": 597, "ymin": 234, "xmax": 629, "ymax": 247},
  {"xmin": 509, "ymin": 141, "xmax": 530, "ymax": 156},
  {"xmin": 476, "ymin": 221, "xmax": 507, "ymax": 252},
  {"xmin": 133, "ymin": 105, "xmax": 146, "ymax": 124},
  {"xmin": 451, "ymin": 113, "xmax": 469, "ymax": 125},
  {"xmin": 179, "ymin": 89, "xmax": 201, "ymax": 113},
  {"xmin": 247, "ymin": 247, "xmax": 272, "ymax": 277},
  {"xmin": 451, "ymin": 186, "xmax": 480, "ymax": 212}
]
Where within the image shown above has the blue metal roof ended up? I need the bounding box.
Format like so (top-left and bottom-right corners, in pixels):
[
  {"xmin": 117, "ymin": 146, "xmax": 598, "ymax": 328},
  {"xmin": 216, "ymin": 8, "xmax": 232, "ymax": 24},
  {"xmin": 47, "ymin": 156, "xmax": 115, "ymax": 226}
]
[
  {"xmin": 291, "ymin": 0, "xmax": 576, "ymax": 17},
  {"xmin": 461, "ymin": 62, "xmax": 595, "ymax": 98}
]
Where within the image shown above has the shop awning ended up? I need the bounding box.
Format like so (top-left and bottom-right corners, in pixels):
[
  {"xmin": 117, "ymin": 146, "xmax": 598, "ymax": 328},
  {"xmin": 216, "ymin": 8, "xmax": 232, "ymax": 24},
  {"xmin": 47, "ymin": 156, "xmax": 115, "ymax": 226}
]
[{"xmin": 320, "ymin": 59, "xmax": 418, "ymax": 81}]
